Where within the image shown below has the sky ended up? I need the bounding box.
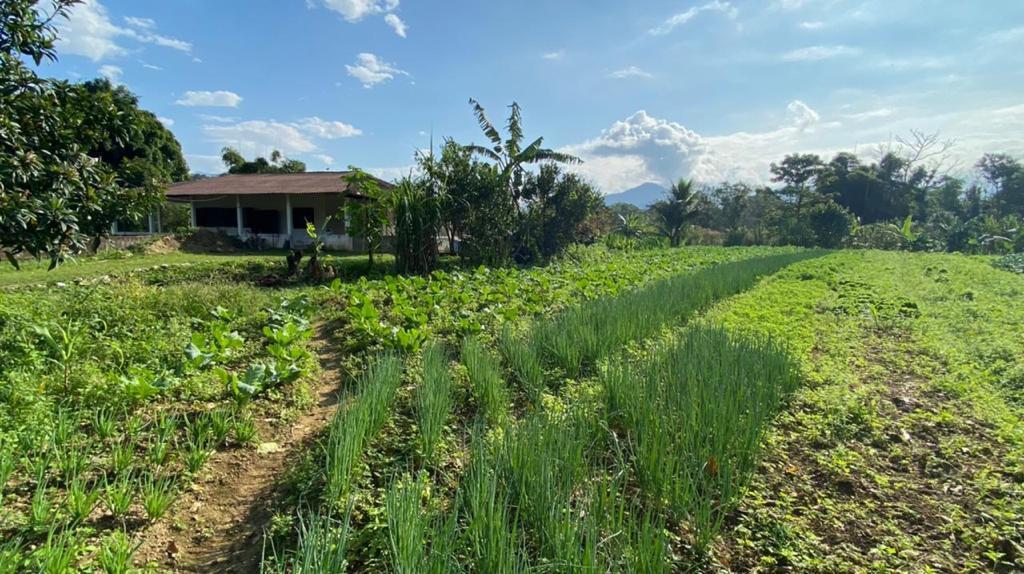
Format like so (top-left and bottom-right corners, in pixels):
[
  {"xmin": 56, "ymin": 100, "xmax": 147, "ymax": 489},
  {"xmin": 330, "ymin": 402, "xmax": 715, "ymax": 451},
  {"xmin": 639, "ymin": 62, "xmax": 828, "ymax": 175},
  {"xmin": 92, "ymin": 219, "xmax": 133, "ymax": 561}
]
[{"xmin": 38, "ymin": 0, "xmax": 1024, "ymax": 194}]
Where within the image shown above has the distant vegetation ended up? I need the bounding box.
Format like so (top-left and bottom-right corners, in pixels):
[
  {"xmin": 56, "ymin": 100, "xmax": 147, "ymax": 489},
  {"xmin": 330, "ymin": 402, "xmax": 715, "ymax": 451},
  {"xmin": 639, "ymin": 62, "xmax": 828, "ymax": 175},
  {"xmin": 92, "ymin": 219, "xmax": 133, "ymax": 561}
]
[{"xmin": 608, "ymin": 133, "xmax": 1024, "ymax": 255}]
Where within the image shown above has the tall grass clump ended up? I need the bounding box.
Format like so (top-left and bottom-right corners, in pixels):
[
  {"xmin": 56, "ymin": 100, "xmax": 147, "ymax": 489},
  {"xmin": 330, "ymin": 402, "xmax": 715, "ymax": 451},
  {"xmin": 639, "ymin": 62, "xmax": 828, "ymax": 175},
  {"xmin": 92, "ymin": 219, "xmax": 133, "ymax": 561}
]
[
  {"xmin": 415, "ymin": 343, "xmax": 454, "ymax": 464},
  {"xmin": 604, "ymin": 325, "xmax": 800, "ymax": 547},
  {"xmin": 534, "ymin": 251, "xmax": 819, "ymax": 376},
  {"xmin": 385, "ymin": 476, "xmax": 457, "ymax": 573},
  {"xmin": 461, "ymin": 336, "xmax": 510, "ymax": 426},
  {"xmin": 324, "ymin": 354, "xmax": 404, "ymax": 502},
  {"xmin": 262, "ymin": 508, "xmax": 353, "ymax": 574},
  {"xmin": 497, "ymin": 325, "xmax": 546, "ymax": 403},
  {"xmin": 459, "ymin": 437, "xmax": 527, "ymax": 574}
]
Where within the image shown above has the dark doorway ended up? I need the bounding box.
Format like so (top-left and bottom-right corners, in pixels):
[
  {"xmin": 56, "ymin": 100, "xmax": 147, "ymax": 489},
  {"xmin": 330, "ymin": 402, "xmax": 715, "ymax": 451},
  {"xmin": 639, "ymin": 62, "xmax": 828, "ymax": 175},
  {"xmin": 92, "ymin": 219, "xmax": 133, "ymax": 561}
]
[
  {"xmin": 243, "ymin": 208, "xmax": 280, "ymax": 234},
  {"xmin": 293, "ymin": 207, "xmax": 314, "ymax": 229},
  {"xmin": 196, "ymin": 207, "xmax": 237, "ymax": 228}
]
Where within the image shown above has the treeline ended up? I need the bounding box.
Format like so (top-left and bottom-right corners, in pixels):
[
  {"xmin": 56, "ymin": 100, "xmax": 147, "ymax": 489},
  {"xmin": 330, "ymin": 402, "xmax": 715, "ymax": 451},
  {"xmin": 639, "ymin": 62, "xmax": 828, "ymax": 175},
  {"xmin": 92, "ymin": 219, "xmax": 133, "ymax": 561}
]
[{"xmin": 610, "ymin": 136, "xmax": 1024, "ymax": 254}]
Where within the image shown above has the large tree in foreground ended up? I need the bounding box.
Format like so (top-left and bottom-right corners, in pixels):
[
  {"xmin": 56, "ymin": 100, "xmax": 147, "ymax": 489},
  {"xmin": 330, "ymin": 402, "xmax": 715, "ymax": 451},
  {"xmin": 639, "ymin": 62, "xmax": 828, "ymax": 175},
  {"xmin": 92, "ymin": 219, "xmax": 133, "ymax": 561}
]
[
  {"xmin": 0, "ymin": 0, "xmax": 121, "ymax": 267},
  {"xmin": 651, "ymin": 178, "xmax": 700, "ymax": 247}
]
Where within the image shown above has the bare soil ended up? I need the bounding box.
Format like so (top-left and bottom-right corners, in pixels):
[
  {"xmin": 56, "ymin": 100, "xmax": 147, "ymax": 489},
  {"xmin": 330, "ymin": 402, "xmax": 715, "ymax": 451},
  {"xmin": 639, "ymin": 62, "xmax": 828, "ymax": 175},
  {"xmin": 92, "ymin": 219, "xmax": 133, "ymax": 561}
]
[{"xmin": 135, "ymin": 326, "xmax": 344, "ymax": 573}]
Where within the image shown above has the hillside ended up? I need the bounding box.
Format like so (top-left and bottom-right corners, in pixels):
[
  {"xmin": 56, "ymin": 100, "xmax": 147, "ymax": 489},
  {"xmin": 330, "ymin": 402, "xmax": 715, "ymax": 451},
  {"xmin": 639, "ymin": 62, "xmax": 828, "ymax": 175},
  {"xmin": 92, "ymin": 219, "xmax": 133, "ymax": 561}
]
[{"xmin": 602, "ymin": 182, "xmax": 668, "ymax": 207}]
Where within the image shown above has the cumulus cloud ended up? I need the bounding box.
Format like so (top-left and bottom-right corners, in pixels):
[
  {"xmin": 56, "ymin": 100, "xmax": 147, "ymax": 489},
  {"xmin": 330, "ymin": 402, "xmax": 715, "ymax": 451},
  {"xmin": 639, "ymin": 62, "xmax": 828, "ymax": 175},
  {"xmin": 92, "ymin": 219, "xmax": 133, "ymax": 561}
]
[
  {"xmin": 608, "ymin": 66, "xmax": 653, "ymax": 79},
  {"xmin": 186, "ymin": 154, "xmax": 225, "ymax": 175},
  {"xmin": 157, "ymin": 116, "xmax": 175, "ymax": 128},
  {"xmin": 384, "ymin": 13, "xmax": 407, "ymax": 37},
  {"xmin": 649, "ymin": 1, "xmax": 737, "ymax": 35},
  {"xmin": 56, "ymin": 0, "xmax": 192, "ymax": 61},
  {"xmin": 782, "ymin": 45, "xmax": 861, "ymax": 61},
  {"xmin": 294, "ymin": 117, "xmax": 363, "ymax": 139},
  {"xmin": 564, "ymin": 101, "xmax": 830, "ymax": 193},
  {"xmin": 176, "ymin": 90, "xmax": 243, "ymax": 107},
  {"xmin": 314, "ymin": 154, "xmax": 335, "ymax": 166},
  {"xmin": 542, "ymin": 50, "xmax": 565, "ymax": 61},
  {"xmin": 316, "ymin": 0, "xmax": 407, "ymax": 37},
  {"xmin": 346, "ymin": 53, "xmax": 408, "ymax": 87}
]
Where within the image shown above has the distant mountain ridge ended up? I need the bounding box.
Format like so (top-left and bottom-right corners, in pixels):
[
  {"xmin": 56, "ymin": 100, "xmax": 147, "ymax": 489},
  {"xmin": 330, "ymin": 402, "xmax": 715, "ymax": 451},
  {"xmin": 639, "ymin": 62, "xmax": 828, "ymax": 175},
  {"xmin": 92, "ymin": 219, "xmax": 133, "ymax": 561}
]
[{"xmin": 602, "ymin": 182, "xmax": 668, "ymax": 208}]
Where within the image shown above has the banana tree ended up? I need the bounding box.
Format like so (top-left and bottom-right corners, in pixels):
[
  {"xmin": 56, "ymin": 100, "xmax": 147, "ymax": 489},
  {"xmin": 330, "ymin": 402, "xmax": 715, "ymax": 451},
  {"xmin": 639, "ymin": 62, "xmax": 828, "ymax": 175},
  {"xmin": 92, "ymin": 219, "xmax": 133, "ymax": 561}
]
[{"xmin": 464, "ymin": 98, "xmax": 581, "ymax": 210}]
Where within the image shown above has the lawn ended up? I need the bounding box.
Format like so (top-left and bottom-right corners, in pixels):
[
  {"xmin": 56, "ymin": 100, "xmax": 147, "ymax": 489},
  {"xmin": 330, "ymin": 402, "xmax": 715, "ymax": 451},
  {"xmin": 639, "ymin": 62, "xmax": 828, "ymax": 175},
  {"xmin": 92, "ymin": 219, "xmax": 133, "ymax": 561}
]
[{"xmin": 0, "ymin": 246, "xmax": 1021, "ymax": 572}]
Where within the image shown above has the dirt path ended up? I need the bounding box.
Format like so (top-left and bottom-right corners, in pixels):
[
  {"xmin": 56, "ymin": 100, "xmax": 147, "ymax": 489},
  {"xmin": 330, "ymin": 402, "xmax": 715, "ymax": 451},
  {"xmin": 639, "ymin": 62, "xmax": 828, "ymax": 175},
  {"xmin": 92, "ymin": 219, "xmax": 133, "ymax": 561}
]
[{"xmin": 136, "ymin": 325, "xmax": 344, "ymax": 573}]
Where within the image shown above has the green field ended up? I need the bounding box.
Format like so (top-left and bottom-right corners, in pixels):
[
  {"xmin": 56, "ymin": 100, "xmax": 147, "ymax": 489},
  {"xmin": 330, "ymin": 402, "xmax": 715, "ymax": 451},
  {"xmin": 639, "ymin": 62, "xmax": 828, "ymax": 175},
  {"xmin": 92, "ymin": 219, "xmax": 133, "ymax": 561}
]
[{"xmin": 0, "ymin": 246, "xmax": 1021, "ymax": 572}]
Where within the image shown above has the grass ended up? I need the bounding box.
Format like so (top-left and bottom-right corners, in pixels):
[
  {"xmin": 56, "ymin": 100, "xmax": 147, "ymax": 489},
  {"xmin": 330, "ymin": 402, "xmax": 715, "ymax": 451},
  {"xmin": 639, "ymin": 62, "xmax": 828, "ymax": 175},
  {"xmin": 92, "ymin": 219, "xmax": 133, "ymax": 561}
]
[
  {"xmin": 461, "ymin": 336, "xmax": 511, "ymax": 426},
  {"xmin": 414, "ymin": 343, "xmax": 454, "ymax": 464},
  {"xmin": 531, "ymin": 250, "xmax": 821, "ymax": 376},
  {"xmin": 324, "ymin": 354, "xmax": 404, "ymax": 503}
]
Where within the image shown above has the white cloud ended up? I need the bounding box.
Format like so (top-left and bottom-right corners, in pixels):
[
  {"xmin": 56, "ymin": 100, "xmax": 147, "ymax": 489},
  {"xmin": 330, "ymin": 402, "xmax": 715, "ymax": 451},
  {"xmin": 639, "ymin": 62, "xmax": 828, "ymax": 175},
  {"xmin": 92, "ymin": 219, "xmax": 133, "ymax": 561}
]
[
  {"xmin": 608, "ymin": 66, "xmax": 654, "ymax": 79},
  {"xmin": 204, "ymin": 121, "xmax": 318, "ymax": 155},
  {"xmin": 564, "ymin": 100, "xmax": 828, "ymax": 192},
  {"xmin": 140, "ymin": 61, "xmax": 162, "ymax": 70},
  {"xmin": 844, "ymin": 108, "xmax": 895, "ymax": 121},
  {"xmin": 157, "ymin": 116, "xmax": 175, "ymax": 128},
  {"xmin": 384, "ymin": 13, "xmax": 407, "ymax": 37},
  {"xmin": 56, "ymin": 0, "xmax": 192, "ymax": 61},
  {"xmin": 649, "ymin": 1, "xmax": 737, "ymax": 35},
  {"xmin": 982, "ymin": 26, "xmax": 1024, "ymax": 45},
  {"xmin": 295, "ymin": 117, "xmax": 363, "ymax": 139},
  {"xmin": 800, "ymin": 20, "xmax": 825, "ymax": 30},
  {"xmin": 346, "ymin": 53, "xmax": 408, "ymax": 87},
  {"xmin": 319, "ymin": 0, "xmax": 398, "ymax": 21},
  {"xmin": 99, "ymin": 64, "xmax": 122, "ymax": 84},
  {"xmin": 124, "ymin": 16, "xmax": 155, "ymax": 29},
  {"xmin": 176, "ymin": 90, "xmax": 243, "ymax": 107},
  {"xmin": 314, "ymin": 154, "xmax": 335, "ymax": 166},
  {"xmin": 542, "ymin": 50, "xmax": 565, "ymax": 61},
  {"xmin": 782, "ymin": 45, "xmax": 861, "ymax": 62}
]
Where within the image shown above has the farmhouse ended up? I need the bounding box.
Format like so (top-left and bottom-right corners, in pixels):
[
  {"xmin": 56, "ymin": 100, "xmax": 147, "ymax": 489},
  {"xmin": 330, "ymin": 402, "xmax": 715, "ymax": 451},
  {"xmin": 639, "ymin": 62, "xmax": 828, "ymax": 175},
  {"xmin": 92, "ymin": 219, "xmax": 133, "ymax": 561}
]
[{"xmin": 162, "ymin": 171, "xmax": 391, "ymax": 250}]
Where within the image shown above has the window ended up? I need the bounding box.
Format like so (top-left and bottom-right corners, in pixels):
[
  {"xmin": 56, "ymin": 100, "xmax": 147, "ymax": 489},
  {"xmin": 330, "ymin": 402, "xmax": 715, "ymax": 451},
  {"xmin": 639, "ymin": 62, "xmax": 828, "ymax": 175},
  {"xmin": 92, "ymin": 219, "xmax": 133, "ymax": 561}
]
[
  {"xmin": 293, "ymin": 207, "xmax": 314, "ymax": 229},
  {"xmin": 196, "ymin": 208, "xmax": 237, "ymax": 228}
]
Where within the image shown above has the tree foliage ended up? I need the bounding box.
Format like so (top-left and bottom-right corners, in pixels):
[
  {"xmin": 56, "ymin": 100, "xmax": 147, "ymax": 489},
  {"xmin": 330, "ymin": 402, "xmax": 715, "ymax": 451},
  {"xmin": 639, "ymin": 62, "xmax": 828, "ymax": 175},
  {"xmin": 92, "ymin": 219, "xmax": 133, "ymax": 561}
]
[
  {"xmin": 1, "ymin": 1, "xmax": 188, "ymax": 267},
  {"xmin": 650, "ymin": 179, "xmax": 699, "ymax": 247},
  {"xmin": 221, "ymin": 147, "xmax": 306, "ymax": 174}
]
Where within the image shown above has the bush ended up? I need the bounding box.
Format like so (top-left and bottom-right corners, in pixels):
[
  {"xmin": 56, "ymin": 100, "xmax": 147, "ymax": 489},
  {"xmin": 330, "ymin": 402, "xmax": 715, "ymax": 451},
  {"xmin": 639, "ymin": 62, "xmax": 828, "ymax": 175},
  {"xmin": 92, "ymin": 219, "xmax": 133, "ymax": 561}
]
[{"xmin": 806, "ymin": 201, "xmax": 855, "ymax": 248}]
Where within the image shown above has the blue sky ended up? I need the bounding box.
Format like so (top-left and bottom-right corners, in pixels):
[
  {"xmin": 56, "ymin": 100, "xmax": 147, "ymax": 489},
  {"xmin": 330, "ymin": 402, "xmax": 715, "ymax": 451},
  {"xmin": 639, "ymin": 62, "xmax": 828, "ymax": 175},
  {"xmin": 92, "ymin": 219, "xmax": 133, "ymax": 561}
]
[{"xmin": 41, "ymin": 0, "xmax": 1024, "ymax": 193}]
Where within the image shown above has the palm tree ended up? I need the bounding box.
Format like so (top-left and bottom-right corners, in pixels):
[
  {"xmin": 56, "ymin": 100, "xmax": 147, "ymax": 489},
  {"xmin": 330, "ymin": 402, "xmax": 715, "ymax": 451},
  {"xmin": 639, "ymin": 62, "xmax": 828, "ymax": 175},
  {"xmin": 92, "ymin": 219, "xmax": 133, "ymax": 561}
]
[
  {"xmin": 651, "ymin": 178, "xmax": 699, "ymax": 247},
  {"xmin": 464, "ymin": 98, "xmax": 581, "ymax": 209}
]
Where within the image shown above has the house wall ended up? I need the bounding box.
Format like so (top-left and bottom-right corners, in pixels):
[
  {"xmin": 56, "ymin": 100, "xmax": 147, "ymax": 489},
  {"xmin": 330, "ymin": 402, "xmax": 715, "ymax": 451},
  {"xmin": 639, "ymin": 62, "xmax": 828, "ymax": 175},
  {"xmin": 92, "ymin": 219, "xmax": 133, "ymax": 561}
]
[{"xmin": 184, "ymin": 193, "xmax": 354, "ymax": 250}]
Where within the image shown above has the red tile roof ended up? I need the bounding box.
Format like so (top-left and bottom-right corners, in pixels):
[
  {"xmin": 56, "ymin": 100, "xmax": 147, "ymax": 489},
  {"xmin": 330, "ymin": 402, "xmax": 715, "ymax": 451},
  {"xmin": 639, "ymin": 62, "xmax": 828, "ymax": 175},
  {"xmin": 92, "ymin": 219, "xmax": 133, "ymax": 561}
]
[{"xmin": 165, "ymin": 171, "xmax": 392, "ymax": 197}]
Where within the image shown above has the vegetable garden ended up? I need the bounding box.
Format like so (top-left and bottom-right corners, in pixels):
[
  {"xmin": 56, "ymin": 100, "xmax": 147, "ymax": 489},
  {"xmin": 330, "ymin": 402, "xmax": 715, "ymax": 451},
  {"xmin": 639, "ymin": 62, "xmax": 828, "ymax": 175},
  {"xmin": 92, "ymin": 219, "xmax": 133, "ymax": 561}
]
[{"xmin": 1, "ymin": 246, "xmax": 1022, "ymax": 572}]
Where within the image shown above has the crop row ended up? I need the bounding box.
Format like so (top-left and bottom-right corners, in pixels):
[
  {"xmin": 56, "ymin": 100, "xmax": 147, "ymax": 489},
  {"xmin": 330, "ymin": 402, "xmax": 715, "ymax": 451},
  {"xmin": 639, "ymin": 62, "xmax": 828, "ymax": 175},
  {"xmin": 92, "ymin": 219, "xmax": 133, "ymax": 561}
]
[{"xmin": 270, "ymin": 251, "xmax": 818, "ymax": 570}]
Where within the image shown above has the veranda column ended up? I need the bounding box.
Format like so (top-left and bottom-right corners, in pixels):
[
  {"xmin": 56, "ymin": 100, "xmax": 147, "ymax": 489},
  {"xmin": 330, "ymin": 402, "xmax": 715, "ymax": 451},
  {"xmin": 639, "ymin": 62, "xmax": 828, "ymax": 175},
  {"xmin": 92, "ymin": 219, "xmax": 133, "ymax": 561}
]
[
  {"xmin": 235, "ymin": 195, "xmax": 244, "ymax": 238},
  {"xmin": 189, "ymin": 200, "xmax": 197, "ymax": 228},
  {"xmin": 285, "ymin": 194, "xmax": 293, "ymax": 245}
]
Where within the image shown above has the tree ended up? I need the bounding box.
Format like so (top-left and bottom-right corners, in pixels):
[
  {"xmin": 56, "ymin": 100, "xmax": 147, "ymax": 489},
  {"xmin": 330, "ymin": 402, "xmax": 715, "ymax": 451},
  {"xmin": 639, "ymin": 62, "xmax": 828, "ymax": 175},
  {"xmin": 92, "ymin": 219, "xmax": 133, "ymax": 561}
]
[
  {"xmin": 59, "ymin": 78, "xmax": 188, "ymax": 246},
  {"xmin": 770, "ymin": 153, "xmax": 825, "ymax": 217},
  {"xmin": 518, "ymin": 164, "xmax": 603, "ymax": 260},
  {"xmin": 977, "ymin": 153, "xmax": 1024, "ymax": 217},
  {"xmin": 805, "ymin": 201, "xmax": 855, "ymax": 248},
  {"xmin": 650, "ymin": 178, "xmax": 699, "ymax": 247},
  {"xmin": 1, "ymin": 1, "xmax": 130, "ymax": 267},
  {"xmin": 464, "ymin": 99, "xmax": 581, "ymax": 208},
  {"xmin": 343, "ymin": 168, "xmax": 390, "ymax": 269},
  {"xmin": 220, "ymin": 147, "xmax": 306, "ymax": 174}
]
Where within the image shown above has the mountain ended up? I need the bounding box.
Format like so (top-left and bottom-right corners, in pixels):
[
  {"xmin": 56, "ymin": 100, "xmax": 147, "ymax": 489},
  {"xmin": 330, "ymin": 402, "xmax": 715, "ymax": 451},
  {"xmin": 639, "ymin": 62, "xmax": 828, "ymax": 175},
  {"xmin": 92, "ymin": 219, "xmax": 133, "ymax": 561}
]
[{"xmin": 602, "ymin": 182, "xmax": 668, "ymax": 208}]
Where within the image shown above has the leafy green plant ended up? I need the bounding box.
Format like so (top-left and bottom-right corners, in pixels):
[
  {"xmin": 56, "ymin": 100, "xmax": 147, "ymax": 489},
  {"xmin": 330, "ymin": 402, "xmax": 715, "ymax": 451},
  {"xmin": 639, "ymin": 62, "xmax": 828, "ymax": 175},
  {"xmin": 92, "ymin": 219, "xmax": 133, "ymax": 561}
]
[
  {"xmin": 97, "ymin": 530, "xmax": 137, "ymax": 574},
  {"xmin": 91, "ymin": 408, "xmax": 117, "ymax": 441},
  {"xmin": 141, "ymin": 474, "xmax": 175, "ymax": 521},
  {"xmin": 232, "ymin": 413, "xmax": 259, "ymax": 445},
  {"xmin": 109, "ymin": 441, "xmax": 134, "ymax": 476},
  {"xmin": 31, "ymin": 528, "xmax": 80, "ymax": 574},
  {"xmin": 497, "ymin": 325, "xmax": 545, "ymax": 404},
  {"xmin": 103, "ymin": 474, "xmax": 135, "ymax": 520},
  {"xmin": 65, "ymin": 478, "xmax": 101, "ymax": 523},
  {"xmin": 263, "ymin": 509, "xmax": 353, "ymax": 574},
  {"xmin": 30, "ymin": 475, "xmax": 53, "ymax": 531},
  {"xmin": 32, "ymin": 318, "xmax": 88, "ymax": 393}
]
